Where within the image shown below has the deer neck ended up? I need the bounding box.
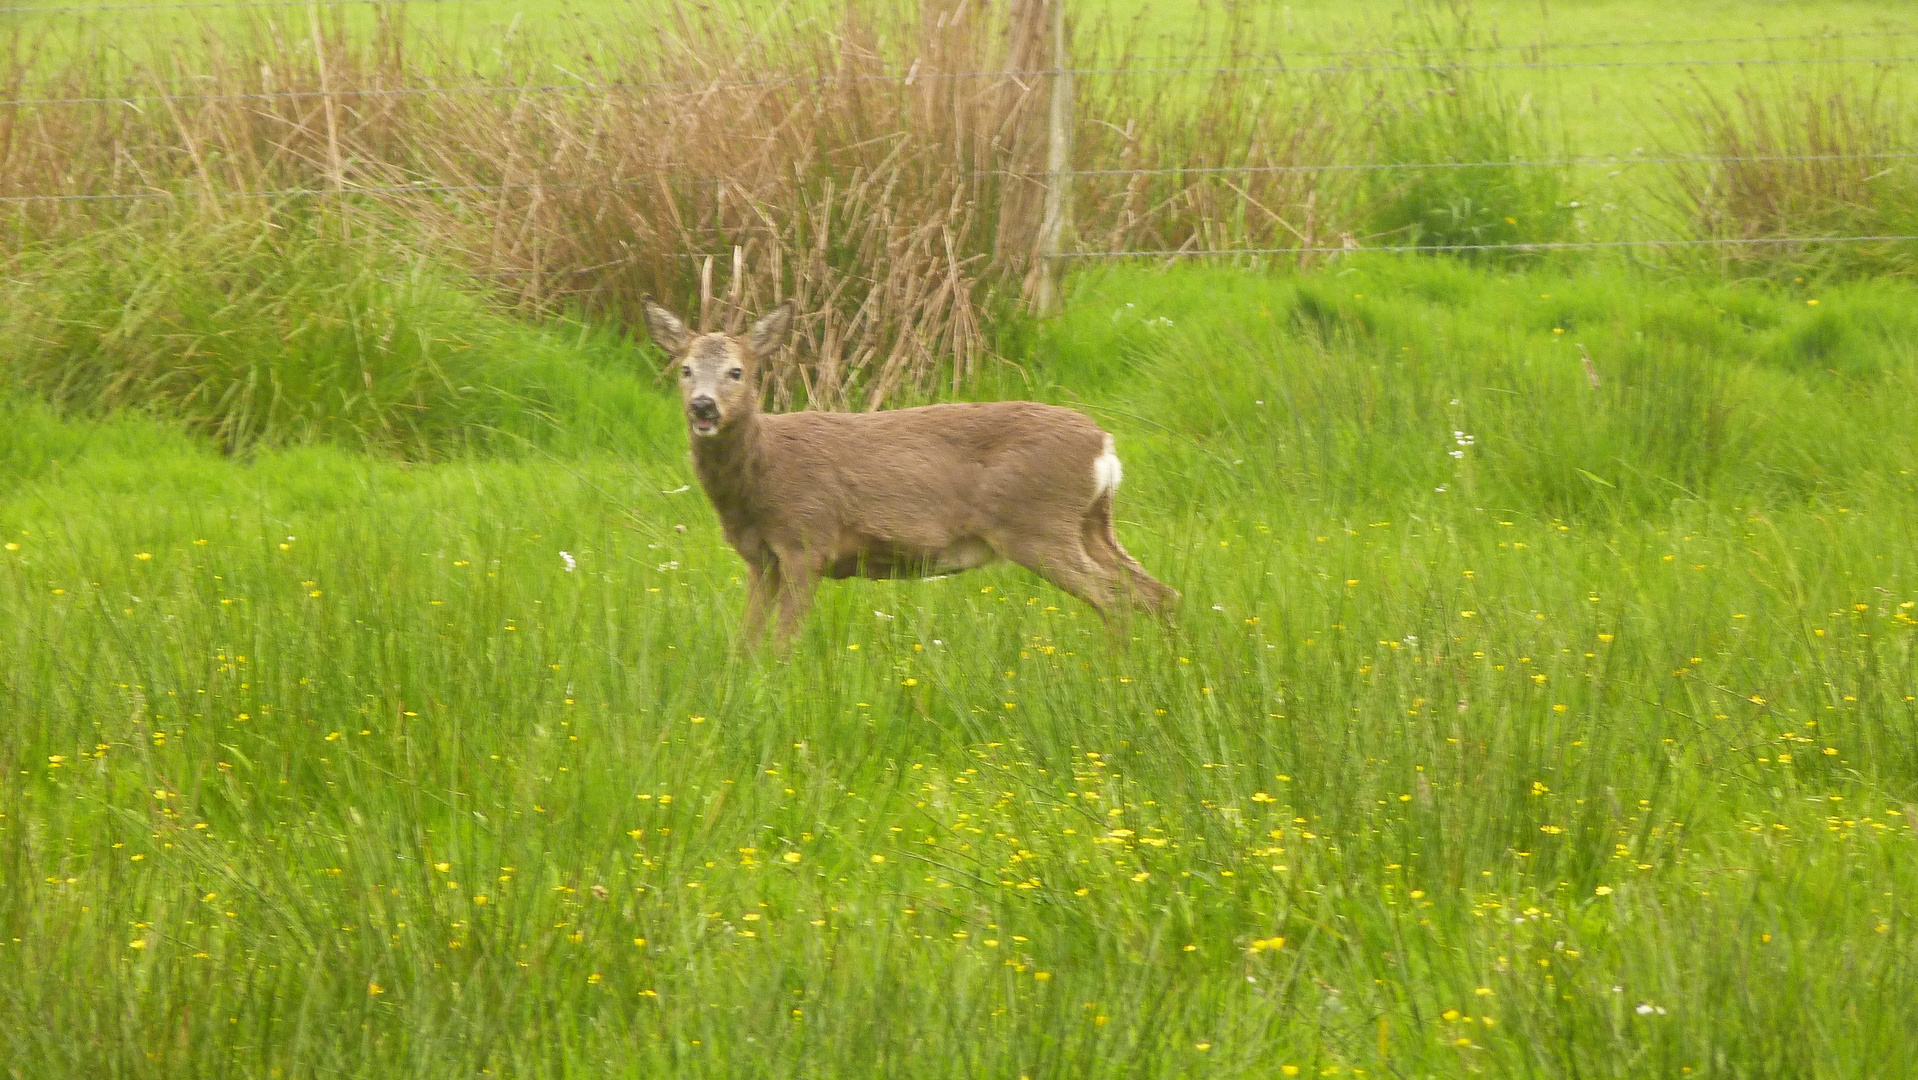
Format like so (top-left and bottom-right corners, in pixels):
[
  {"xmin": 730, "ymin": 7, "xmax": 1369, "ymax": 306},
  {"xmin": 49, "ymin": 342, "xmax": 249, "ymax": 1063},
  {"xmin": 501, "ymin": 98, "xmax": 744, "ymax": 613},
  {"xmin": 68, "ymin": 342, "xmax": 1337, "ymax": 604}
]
[{"xmin": 690, "ymin": 407, "xmax": 768, "ymax": 526}]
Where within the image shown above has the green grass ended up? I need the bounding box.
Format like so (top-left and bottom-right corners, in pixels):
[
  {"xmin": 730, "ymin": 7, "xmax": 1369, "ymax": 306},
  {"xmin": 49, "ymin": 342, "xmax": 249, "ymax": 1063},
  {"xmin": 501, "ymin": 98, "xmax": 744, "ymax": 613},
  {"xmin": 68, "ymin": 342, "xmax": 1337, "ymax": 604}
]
[{"xmin": 4, "ymin": 259, "xmax": 1916, "ymax": 1077}]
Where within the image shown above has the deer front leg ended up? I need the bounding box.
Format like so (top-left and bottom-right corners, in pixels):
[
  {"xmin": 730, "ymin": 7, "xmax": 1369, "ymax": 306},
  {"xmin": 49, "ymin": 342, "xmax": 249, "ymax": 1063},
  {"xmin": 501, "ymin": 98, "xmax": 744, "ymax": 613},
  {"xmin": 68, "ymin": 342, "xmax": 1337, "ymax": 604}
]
[
  {"xmin": 738, "ymin": 562, "xmax": 780, "ymax": 653},
  {"xmin": 771, "ymin": 555, "xmax": 821, "ymax": 655}
]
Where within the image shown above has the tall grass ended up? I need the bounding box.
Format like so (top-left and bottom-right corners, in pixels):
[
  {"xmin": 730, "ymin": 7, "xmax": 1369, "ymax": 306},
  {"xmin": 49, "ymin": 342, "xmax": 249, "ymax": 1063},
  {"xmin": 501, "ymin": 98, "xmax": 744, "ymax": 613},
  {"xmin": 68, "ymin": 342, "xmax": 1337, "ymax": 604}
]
[
  {"xmin": 0, "ymin": 210, "xmax": 679, "ymax": 457},
  {"xmin": 0, "ymin": 0, "xmax": 1375, "ymax": 413},
  {"xmin": 3, "ymin": 261, "xmax": 1917, "ymax": 1077},
  {"xmin": 1668, "ymin": 69, "xmax": 1918, "ymax": 278},
  {"xmin": 0, "ymin": 0, "xmax": 1910, "ymax": 451}
]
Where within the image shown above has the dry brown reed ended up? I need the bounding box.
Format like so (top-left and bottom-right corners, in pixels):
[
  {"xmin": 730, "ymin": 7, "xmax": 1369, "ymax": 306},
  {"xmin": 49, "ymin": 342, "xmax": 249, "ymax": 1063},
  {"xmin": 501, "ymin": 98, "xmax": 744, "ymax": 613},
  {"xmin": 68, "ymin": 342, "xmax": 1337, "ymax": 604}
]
[
  {"xmin": 0, "ymin": 1, "xmax": 1363, "ymax": 409},
  {"xmin": 1667, "ymin": 71, "xmax": 1918, "ymax": 277}
]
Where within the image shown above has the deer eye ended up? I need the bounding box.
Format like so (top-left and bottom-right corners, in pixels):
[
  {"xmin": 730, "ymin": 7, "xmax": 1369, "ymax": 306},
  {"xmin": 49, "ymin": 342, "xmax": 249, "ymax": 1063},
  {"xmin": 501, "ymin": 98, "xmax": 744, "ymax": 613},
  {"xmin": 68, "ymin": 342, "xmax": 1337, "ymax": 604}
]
[
  {"xmin": 680, "ymin": 366, "xmax": 692, "ymax": 378},
  {"xmin": 728, "ymin": 368, "xmax": 744, "ymax": 380}
]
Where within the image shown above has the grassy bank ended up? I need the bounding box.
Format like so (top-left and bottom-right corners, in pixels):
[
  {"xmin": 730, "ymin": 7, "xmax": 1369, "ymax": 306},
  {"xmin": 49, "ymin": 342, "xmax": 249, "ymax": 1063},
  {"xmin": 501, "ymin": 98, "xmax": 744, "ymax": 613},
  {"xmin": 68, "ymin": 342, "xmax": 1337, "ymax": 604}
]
[
  {"xmin": 3, "ymin": 259, "xmax": 1915, "ymax": 1077},
  {"xmin": 7, "ymin": 0, "xmax": 1917, "ymax": 417}
]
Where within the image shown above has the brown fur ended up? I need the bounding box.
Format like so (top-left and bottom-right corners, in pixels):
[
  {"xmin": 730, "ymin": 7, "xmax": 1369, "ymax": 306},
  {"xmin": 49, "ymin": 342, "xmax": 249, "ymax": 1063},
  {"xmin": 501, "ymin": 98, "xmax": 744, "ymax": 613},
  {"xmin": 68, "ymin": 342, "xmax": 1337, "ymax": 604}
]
[{"xmin": 644, "ymin": 297, "xmax": 1178, "ymax": 651}]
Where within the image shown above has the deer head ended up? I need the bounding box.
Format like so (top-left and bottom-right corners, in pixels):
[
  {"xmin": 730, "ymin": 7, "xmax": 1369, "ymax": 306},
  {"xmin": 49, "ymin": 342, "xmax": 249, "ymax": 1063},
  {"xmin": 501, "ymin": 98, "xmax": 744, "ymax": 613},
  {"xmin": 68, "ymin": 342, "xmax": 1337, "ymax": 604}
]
[{"xmin": 642, "ymin": 297, "xmax": 794, "ymax": 438}]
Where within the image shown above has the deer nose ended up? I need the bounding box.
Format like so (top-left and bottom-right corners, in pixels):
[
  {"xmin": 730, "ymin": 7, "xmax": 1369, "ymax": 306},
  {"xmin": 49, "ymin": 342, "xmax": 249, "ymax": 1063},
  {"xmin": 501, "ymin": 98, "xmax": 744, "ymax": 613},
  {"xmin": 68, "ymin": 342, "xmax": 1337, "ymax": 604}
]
[{"xmin": 689, "ymin": 396, "xmax": 719, "ymax": 421}]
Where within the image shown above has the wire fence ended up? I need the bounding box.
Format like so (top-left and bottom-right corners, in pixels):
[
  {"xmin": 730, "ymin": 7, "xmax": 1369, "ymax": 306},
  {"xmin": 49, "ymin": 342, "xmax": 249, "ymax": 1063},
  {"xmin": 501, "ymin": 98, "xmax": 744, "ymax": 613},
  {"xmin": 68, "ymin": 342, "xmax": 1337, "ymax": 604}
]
[
  {"xmin": 1052, "ymin": 236, "xmax": 1918, "ymax": 259},
  {"xmin": 7, "ymin": 0, "xmax": 1917, "ymax": 69},
  {"xmin": 7, "ymin": 52, "xmax": 1918, "ymax": 109},
  {"xmin": 3, "ymin": 15, "xmax": 1915, "ymax": 271},
  {"xmin": 7, "ymin": 149, "xmax": 1915, "ymax": 204}
]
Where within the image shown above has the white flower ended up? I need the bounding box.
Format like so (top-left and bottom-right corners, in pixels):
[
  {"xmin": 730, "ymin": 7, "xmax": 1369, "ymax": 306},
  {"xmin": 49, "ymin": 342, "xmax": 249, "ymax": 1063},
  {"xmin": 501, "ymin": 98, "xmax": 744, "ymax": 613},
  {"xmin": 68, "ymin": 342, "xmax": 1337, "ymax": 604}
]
[
  {"xmin": 559, "ymin": 551, "xmax": 577, "ymax": 572},
  {"xmin": 1635, "ymin": 1003, "xmax": 1667, "ymax": 1016}
]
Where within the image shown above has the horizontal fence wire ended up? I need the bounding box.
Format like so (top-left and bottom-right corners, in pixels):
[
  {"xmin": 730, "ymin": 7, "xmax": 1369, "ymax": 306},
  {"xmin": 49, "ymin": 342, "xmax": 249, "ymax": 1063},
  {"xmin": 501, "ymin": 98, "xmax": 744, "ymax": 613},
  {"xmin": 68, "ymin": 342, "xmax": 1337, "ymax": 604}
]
[
  {"xmin": 990, "ymin": 151, "xmax": 1918, "ymax": 181},
  {"xmin": 1051, "ymin": 236, "xmax": 1918, "ymax": 259},
  {"xmin": 8, "ymin": 0, "xmax": 1916, "ymax": 68},
  {"xmin": 1, "ymin": 0, "xmax": 466, "ymax": 12},
  {"xmin": 455, "ymin": 234, "xmax": 1918, "ymax": 280},
  {"xmin": 7, "ymin": 149, "xmax": 1914, "ymax": 204},
  {"xmin": 8, "ymin": 52, "xmax": 1918, "ymax": 108},
  {"xmin": 1132, "ymin": 28, "xmax": 1918, "ymax": 62}
]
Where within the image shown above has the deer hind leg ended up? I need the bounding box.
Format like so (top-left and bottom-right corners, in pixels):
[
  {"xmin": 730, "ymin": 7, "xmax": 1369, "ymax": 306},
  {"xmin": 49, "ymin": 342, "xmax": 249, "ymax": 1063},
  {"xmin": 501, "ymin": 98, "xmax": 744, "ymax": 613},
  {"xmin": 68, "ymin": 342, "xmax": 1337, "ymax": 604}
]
[
  {"xmin": 996, "ymin": 528, "xmax": 1123, "ymax": 623},
  {"xmin": 1081, "ymin": 493, "xmax": 1179, "ymax": 617}
]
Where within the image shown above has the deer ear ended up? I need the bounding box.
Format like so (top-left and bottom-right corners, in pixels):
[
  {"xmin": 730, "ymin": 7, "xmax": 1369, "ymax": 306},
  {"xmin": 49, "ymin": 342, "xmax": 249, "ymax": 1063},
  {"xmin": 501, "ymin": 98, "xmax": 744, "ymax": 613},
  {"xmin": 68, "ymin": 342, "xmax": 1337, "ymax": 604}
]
[
  {"xmin": 641, "ymin": 295, "xmax": 688, "ymax": 354},
  {"xmin": 748, "ymin": 301, "xmax": 795, "ymax": 356}
]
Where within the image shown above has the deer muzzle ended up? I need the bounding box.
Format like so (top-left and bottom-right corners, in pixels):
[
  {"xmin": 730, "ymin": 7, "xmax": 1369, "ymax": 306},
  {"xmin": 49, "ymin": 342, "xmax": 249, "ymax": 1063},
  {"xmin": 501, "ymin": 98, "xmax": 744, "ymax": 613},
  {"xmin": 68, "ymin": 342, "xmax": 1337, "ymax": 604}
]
[{"xmin": 688, "ymin": 396, "xmax": 721, "ymax": 437}]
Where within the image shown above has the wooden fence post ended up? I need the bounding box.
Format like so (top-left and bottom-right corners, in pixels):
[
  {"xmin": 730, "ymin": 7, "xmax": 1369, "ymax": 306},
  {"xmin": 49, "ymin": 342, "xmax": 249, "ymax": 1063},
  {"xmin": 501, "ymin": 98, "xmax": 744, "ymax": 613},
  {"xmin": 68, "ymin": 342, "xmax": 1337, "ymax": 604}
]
[{"xmin": 1031, "ymin": 0, "xmax": 1072, "ymax": 318}]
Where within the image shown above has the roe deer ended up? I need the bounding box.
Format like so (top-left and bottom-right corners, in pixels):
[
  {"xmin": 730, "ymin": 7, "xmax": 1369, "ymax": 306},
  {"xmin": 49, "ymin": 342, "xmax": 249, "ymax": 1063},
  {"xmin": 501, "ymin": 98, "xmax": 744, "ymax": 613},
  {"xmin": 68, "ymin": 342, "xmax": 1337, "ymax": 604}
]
[{"xmin": 644, "ymin": 297, "xmax": 1178, "ymax": 652}]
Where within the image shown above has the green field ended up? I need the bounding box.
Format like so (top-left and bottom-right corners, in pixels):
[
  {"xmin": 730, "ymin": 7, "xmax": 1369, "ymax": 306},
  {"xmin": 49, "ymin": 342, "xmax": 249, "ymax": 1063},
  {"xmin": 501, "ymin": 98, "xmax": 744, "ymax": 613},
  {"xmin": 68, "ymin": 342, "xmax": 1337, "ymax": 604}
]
[
  {"xmin": 14, "ymin": 0, "xmax": 1918, "ymax": 161},
  {"xmin": 5, "ymin": 0, "xmax": 1918, "ymax": 1075},
  {"xmin": 5, "ymin": 259, "xmax": 1917, "ymax": 1076}
]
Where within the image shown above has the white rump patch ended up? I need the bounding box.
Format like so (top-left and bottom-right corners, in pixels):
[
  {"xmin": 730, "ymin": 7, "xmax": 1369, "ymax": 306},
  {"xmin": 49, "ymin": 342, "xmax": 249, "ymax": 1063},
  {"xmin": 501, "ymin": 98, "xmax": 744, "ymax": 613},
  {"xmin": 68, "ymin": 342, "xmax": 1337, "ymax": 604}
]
[{"xmin": 1092, "ymin": 434, "xmax": 1123, "ymax": 497}]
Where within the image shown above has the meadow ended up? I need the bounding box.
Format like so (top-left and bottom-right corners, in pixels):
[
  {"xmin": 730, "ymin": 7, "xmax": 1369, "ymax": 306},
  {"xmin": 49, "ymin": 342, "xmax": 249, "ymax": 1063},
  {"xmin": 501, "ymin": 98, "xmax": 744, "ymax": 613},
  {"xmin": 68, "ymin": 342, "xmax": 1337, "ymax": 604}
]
[
  {"xmin": 5, "ymin": 259, "xmax": 1918, "ymax": 1077},
  {"xmin": 4, "ymin": 0, "xmax": 1918, "ymax": 1076}
]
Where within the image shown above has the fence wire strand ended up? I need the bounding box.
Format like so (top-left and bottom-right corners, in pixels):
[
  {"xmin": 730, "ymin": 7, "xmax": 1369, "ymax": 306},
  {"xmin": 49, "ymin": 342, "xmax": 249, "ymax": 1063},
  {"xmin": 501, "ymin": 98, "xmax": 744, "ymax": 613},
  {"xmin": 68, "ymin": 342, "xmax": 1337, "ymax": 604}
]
[
  {"xmin": 7, "ymin": 52, "xmax": 1918, "ymax": 109},
  {"xmin": 1051, "ymin": 236, "xmax": 1918, "ymax": 259},
  {"xmin": 7, "ymin": 148, "xmax": 1913, "ymax": 204}
]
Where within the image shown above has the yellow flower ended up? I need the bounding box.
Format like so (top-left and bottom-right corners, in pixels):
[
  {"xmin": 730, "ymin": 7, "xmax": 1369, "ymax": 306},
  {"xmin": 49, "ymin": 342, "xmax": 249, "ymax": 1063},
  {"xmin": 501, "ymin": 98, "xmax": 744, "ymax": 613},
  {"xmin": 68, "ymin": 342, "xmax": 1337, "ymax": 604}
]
[
  {"xmin": 634, "ymin": 937, "xmax": 647, "ymax": 947},
  {"xmin": 1033, "ymin": 972, "xmax": 1051, "ymax": 981},
  {"xmin": 1595, "ymin": 885, "xmax": 1613, "ymax": 896},
  {"xmin": 1249, "ymin": 936, "xmax": 1285, "ymax": 952},
  {"xmin": 135, "ymin": 552, "xmax": 153, "ymax": 561},
  {"xmin": 1251, "ymin": 792, "xmax": 1276, "ymax": 803},
  {"xmin": 587, "ymin": 973, "xmax": 602, "ymax": 985},
  {"xmin": 129, "ymin": 939, "xmax": 147, "ymax": 950},
  {"xmin": 783, "ymin": 851, "xmax": 802, "ymax": 863},
  {"xmin": 1598, "ymin": 633, "xmax": 1614, "ymax": 643},
  {"xmin": 902, "ymin": 678, "xmax": 918, "ymax": 686},
  {"xmin": 434, "ymin": 862, "xmax": 451, "ymax": 873},
  {"xmin": 2, "ymin": 542, "xmax": 16, "ymax": 551},
  {"xmin": 1282, "ymin": 1068, "xmax": 1300, "ymax": 1077},
  {"xmin": 1131, "ymin": 871, "xmax": 1149, "ymax": 883},
  {"xmin": 473, "ymin": 895, "xmax": 489, "ymax": 905},
  {"xmin": 1442, "ymin": 1009, "xmax": 1460, "ymax": 1021},
  {"xmin": 1195, "ymin": 1043, "xmax": 1212, "ymax": 1052},
  {"xmin": 368, "ymin": 982, "xmax": 384, "ymax": 996}
]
